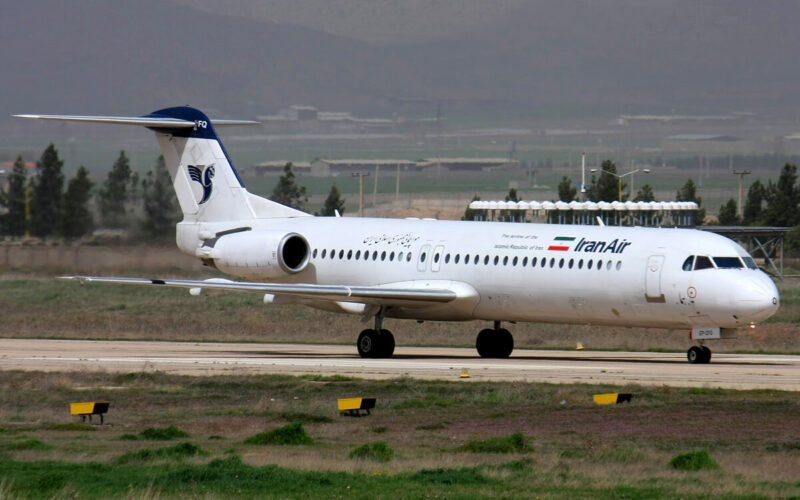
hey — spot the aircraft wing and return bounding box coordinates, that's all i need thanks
[60,276,458,306]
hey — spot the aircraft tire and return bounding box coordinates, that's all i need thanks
[495,328,514,358]
[700,346,712,363]
[687,346,704,364]
[476,328,495,357]
[357,329,379,358]
[378,329,395,358]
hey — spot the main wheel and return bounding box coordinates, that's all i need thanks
[357,329,379,358]
[377,329,395,358]
[476,328,495,357]
[687,345,704,364]
[700,345,712,364]
[495,328,514,358]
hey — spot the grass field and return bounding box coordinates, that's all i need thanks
[0,371,799,498]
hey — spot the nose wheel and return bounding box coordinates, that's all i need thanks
[687,345,711,364]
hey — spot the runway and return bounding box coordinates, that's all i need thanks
[2,338,799,390]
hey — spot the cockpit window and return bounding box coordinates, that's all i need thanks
[693,256,714,270]
[742,256,758,269]
[682,256,694,271]
[712,257,744,269]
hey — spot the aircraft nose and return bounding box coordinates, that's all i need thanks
[735,273,779,322]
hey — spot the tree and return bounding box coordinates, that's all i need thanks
[97,150,135,228]
[742,180,766,225]
[587,160,625,202]
[503,188,521,221]
[271,163,308,211]
[1,156,28,236]
[557,176,577,202]
[61,166,94,239]
[676,179,706,225]
[762,163,800,227]
[504,188,520,203]
[717,199,739,226]
[320,183,345,216]
[141,155,180,238]
[461,194,480,221]
[634,184,655,202]
[29,143,64,237]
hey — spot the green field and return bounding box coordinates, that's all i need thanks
[0,371,798,498]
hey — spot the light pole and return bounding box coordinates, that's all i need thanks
[351,172,370,217]
[590,167,650,202]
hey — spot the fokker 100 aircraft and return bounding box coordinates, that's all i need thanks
[16,107,780,364]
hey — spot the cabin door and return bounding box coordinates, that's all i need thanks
[645,255,666,303]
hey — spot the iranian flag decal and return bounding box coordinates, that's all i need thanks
[548,236,575,251]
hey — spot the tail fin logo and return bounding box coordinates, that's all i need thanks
[187,165,215,204]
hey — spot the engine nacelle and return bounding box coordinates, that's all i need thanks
[210,231,310,279]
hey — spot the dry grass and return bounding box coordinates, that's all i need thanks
[0,370,798,497]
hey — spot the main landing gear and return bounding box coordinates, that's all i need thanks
[687,345,711,364]
[476,321,514,358]
[356,309,395,358]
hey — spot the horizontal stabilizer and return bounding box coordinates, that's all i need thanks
[13,114,259,128]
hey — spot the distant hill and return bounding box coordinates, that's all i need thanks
[2,0,800,128]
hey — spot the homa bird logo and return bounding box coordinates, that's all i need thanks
[188,165,214,204]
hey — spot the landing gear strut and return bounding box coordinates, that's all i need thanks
[687,345,711,364]
[476,321,514,358]
[356,309,395,358]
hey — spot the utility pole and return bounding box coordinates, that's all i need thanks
[395,163,400,200]
[580,152,586,201]
[352,172,370,217]
[372,164,380,208]
[733,169,751,219]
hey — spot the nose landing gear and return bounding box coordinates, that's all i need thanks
[687,345,711,364]
[476,321,514,358]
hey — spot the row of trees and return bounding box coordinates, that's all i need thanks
[0,145,179,239]
[1,153,347,241]
[717,163,800,227]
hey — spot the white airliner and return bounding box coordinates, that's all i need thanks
[16,107,780,364]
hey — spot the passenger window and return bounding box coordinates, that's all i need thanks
[355,250,361,259]
[312,249,318,258]
[587,259,593,270]
[578,259,583,269]
[373,251,378,260]
[531,257,537,267]
[694,256,714,270]
[464,254,469,264]
[559,258,565,268]
[454,254,460,264]
[434,253,440,263]
[549,258,555,268]
[494,256,499,266]
[364,251,369,261]
[339,250,344,259]
[475,255,480,265]
[597,259,603,269]
[713,257,743,269]
[568,258,574,269]
[390,251,395,261]
[321,249,326,258]
[503,256,508,266]
[445,254,450,264]
[407,252,412,262]
[682,256,694,271]
[347,250,352,260]
[522,257,528,266]
[397,251,403,261]
[484,255,490,265]
[330,249,335,259]
[606,261,612,270]
[616,261,622,271]
[420,252,427,262]
[742,256,758,269]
